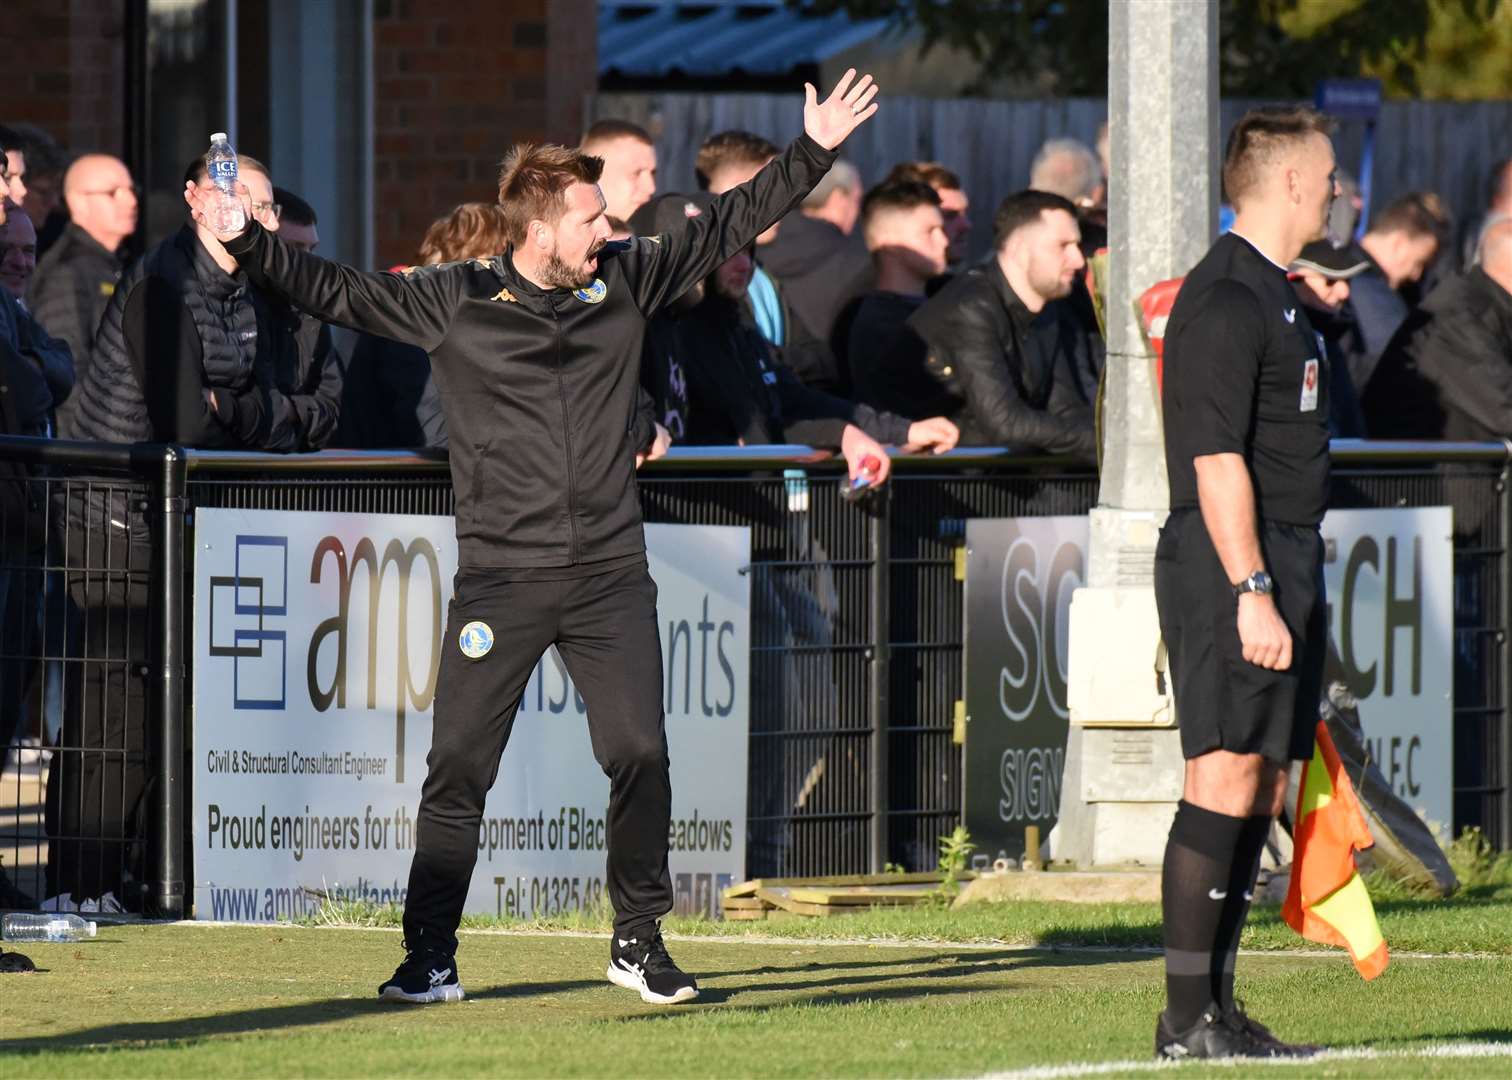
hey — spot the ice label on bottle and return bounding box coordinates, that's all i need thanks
[205,131,246,234]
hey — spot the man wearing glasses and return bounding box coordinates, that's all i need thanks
[47,150,343,914]
[59,152,341,453]
[27,154,137,432]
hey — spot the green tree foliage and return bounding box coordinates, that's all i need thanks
[798,0,1510,99]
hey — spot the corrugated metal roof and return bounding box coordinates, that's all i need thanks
[599,2,891,79]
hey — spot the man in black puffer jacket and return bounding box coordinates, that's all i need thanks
[62,153,341,450]
[45,154,342,913]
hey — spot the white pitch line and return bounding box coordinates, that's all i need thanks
[980,1041,1512,1079]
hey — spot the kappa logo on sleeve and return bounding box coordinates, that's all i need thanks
[1300,358,1320,412]
[573,278,608,304]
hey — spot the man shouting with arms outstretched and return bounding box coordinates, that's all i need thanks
[187,71,883,1006]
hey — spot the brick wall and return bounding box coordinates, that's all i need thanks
[7,0,127,155]
[372,0,597,268]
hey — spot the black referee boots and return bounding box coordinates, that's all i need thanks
[378,943,464,1004]
[607,922,699,1004]
[1155,1004,1319,1060]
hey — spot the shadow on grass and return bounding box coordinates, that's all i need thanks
[694,947,1152,1003]
[1352,1028,1512,1049]
[0,976,605,1055]
[709,945,1151,981]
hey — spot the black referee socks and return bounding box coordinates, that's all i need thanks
[1213,814,1272,1010]
[1161,800,1249,1029]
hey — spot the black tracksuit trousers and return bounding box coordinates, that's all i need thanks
[401,558,671,954]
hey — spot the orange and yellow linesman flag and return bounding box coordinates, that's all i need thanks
[1282,719,1389,980]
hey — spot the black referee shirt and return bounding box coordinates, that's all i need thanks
[1163,232,1331,527]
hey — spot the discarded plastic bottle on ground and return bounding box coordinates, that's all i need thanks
[1,912,98,942]
[205,131,246,234]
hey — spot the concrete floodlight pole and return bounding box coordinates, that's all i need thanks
[1053,0,1219,867]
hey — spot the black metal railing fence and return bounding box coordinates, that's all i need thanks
[0,437,1506,916]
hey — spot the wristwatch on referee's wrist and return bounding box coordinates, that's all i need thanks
[1232,569,1274,598]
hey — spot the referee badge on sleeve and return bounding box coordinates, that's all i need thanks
[458,621,494,660]
[1299,358,1320,412]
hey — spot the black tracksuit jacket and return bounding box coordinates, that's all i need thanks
[226,135,836,569]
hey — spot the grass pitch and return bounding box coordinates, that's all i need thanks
[4,905,1512,1078]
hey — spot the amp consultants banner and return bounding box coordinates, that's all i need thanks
[192,509,750,923]
[962,507,1454,858]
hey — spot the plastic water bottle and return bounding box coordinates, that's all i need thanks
[1,912,98,942]
[205,132,246,234]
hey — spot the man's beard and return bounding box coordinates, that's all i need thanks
[539,244,600,290]
[1031,266,1074,302]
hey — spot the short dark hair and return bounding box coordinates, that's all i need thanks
[1221,106,1335,206]
[0,124,21,157]
[495,142,604,245]
[694,130,779,191]
[5,122,65,179]
[862,179,941,230]
[1368,191,1451,243]
[581,119,653,150]
[183,151,270,186]
[273,187,317,227]
[992,189,1079,250]
[883,160,963,193]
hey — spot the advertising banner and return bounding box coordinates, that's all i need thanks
[963,507,1454,858]
[192,510,749,922]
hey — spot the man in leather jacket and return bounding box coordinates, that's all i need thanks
[907,189,1101,460]
[188,70,883,1008]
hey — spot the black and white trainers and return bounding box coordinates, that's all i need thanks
[607,923,699,1004]
[378,945,464,1004]
[1155,1004,1267,1060]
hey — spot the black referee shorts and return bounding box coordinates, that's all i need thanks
[1154,508,1326,764]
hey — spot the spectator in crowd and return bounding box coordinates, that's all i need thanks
[1359,191,1447,292]
[0,201,39,300]
[695,129,839,390]
[0,205,73,427]
[0,125,28,207]
[1460,158,1510,268]
[257,185,346,447]
[662,196,957,460]
[1030,136,1108,255]
[761,158,871,353]
[272,187,320,253]
[27,154,137,433]
[847,180,952,418]
[1287,240,1370,437]
[46,154,340,912]
[1029,137,1104,209]
[7,123,68,257]
[580,119,657,224]
[0,201,72,899]
[907,190,1100,459]
[62,152,342,450]
[884,160,972,267]
[336,202,512,450]
[1363,219,1512,440]
[1344,192,1449,396]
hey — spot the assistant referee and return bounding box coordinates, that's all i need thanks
[187,72,882,1007]
[1153,106,1340,1060]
